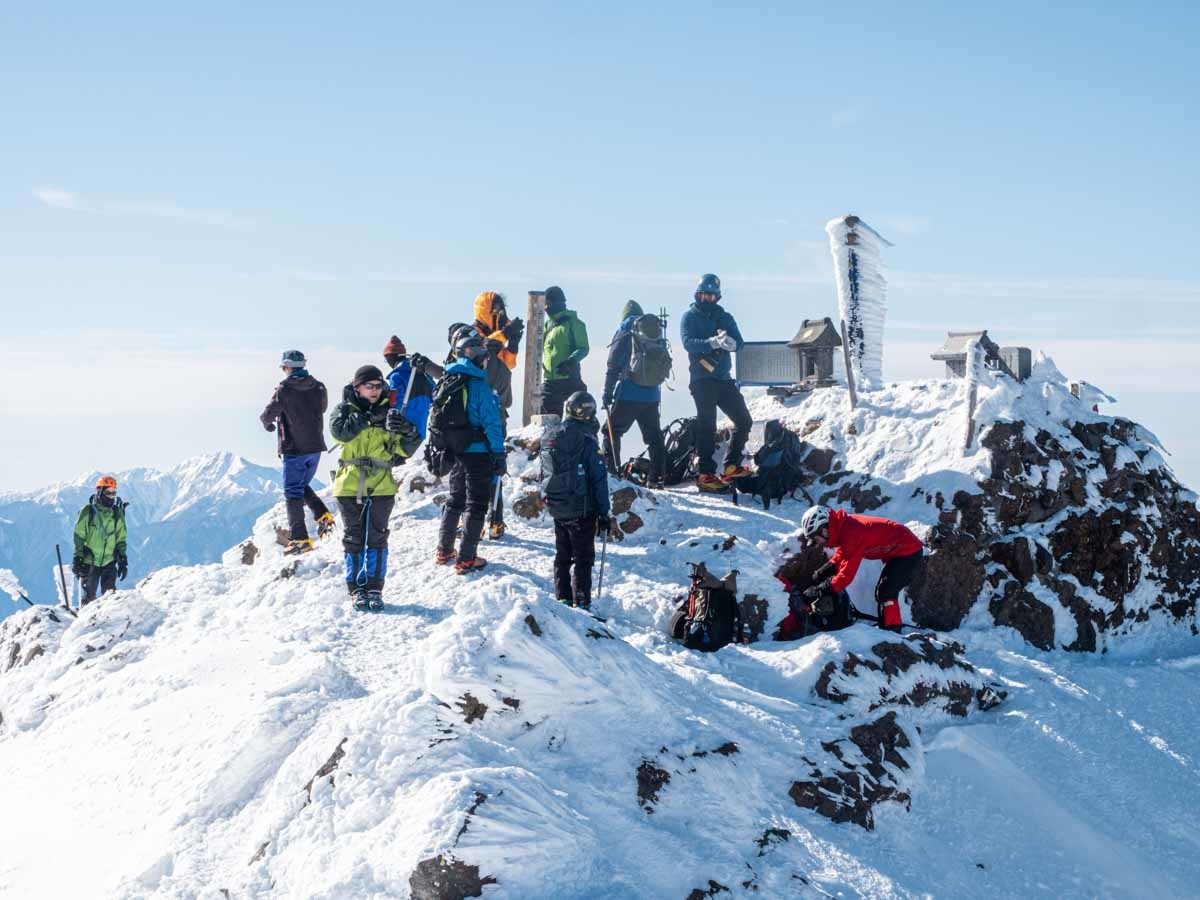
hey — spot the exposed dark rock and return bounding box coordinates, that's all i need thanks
[456,693,488,724]
[686,881,730,899]
[304,737,347,801]
[249,841,270,865]
[906,527,985,631]
[523,614,543,637]
[274,526,291,547]
[611,486,639,516]
[511,491,546,520]
[988,584,1055,651]
[409,856,497,900]
[240,540,259,565]
[619,512,644,535]
[637,760,671,811]
[755,828,791,855]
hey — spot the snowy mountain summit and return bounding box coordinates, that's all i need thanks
[2,359,1198,898]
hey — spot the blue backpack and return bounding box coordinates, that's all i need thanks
[386,361,435,439]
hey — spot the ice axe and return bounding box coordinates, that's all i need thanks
[596,520,609,602]
[604,400,621,473]
[391,355,419,414]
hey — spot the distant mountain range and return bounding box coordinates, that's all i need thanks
[0,452,286,616]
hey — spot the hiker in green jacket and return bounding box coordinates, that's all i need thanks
[539,285,590,417]
[72,474,128,605]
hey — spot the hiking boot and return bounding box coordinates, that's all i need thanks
[366,590,384,611]
[284,538,315,555]
[352,589,370,611]
[697,474,730,493]
[315,512,336,539]
[488,521,506,540]
[557,597,572,605]
[721,464,753,481]
[455,557,488,575]
[435,547,456,566]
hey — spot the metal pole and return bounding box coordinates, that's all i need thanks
[596,526,609,601]
[55,544,72,611]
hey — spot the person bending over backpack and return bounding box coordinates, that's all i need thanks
[330,365,422,611]
[539,285,589,417]
[542,391,611,609]
[679,274,754,492]
[72,475,128,604]
[797,505,925,632]
[601,300,668,487]
[260,349,334,554]
[434,334,506,574]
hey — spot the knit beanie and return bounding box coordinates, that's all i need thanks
[381,335,406,358]
[353,364,385,386]
[544,285,567,312]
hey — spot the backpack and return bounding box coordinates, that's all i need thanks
[426,372,485,462]
[775,589,854,640]
[541,423,596,520]
[743,420,808,509]
[661,418,699,486]
[388,363,435,440]
[626,314,672,388]
[668,563,743,652]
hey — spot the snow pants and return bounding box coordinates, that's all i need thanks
[554,516,597,606]
[603,400,666,481]
[689,379,753,476]
[283,452,330,540]
[81,562,117,605]
[438,452,492,562]
[338,495,394,592]
[540,376,586,418]
[876,551,925,630]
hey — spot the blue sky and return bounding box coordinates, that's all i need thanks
[2,3,1198,492]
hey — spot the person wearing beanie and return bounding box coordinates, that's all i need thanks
[680,274,754,492]
[329,362,423,610]
[381,334,439,443]
[601,300,668,486]
[260,350,334,553]
[539,285,590,417]
[468,291,524,539]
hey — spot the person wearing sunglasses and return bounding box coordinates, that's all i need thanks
[72,474,128,605]
[329,365,422,611]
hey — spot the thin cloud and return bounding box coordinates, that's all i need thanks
[32,186,84,210]
[31,185,249,230]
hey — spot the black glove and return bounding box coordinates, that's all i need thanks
[72,556,88,579]
[263,422,276,432]
[116,555,128,582]
[503,318,525,344]
[410,353,430,373]
[813,560,837,583]
[803,580,832,600]
[597,514,612,534]
[491,454,508,476]
[601,390,614,409]
[486,337,504,354]
[385,408,416,436]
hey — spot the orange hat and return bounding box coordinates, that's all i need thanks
[382,335,407,357]
[95,475,117,491]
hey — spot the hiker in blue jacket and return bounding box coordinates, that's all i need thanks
[602,300,667,487]
[680,274,754,492]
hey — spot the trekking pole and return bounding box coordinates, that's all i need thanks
[596,525,609,602]
[392,356,419,414]
[14,591,35,609]
[487,475,503,539]
[55,544,72,611]
[604,401,621,473]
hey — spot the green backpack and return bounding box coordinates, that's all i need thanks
[627,314,672,388]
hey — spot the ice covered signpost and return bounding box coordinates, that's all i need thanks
[825,215,892,403]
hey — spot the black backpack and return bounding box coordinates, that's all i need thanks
[425,373,485,474]
[775,589,854,640]
[541,422,597,520]
[661,418,699,485]
[668,563,743,652]
[743,420,808,509]
[626,314,672,388]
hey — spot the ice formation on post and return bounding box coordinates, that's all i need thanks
[825,215,891,390]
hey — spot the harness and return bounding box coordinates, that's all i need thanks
[338,455,393,502]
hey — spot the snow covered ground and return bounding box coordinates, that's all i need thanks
[1,375,1198,899]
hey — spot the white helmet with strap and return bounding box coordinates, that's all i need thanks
[799,505,831,539]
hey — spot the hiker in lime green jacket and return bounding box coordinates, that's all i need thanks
[329,364,422,611]
[539,285,590,416]
[72,474,128,605]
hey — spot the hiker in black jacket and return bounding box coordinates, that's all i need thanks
[542,391,611,609]
[260,350,334,553]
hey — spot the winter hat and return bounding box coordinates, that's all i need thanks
[280,349,307,368]
[353,364,385,386]
[620,300,643,321]
[381,335,407,358]
[544,285,567,312]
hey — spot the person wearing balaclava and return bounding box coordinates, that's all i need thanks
[539,285,589,417]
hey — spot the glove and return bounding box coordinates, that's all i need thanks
[503,318,525,344]
[706,335,725,350]
[597,514,612,534]
[486,338,505,354]
[385,408,415,436]
[410,353,430,372]
[71,556,88,578]
[491,453,508,476]
[264,422,276,432]
[117,555,128,582]
[717,330,738,352]
[802,580,832,600]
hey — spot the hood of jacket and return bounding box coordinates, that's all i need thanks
[446,358,489,381]
[548,308,580,328]
[620,300,643,321]
[283,373,322,392]
[473,292,506,333]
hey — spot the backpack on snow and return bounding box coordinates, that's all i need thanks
[774,589,854,640]
[424,372,485,475]
[741,420,808,509]
[540,422,597,520]
[668,562,744,652]
[661,417,699,485]
[625,313,672,388]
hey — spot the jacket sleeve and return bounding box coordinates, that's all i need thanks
[330,401,366,444]
[722,311,746,351]
[586,440,610,516]
[391,428,423,460]
[680,308,712,356]
[828,546,863,593]
[543,323,563,374]
[260,384,284,428]
[567,319,589,363]
[116,508,127,558]
[73,507,89,559]
[603,327,631,403]
[318,382,328,415]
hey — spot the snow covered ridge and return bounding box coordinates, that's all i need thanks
[0,452,284,617]
[754,356,1200,652]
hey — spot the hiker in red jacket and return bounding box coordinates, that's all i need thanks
[797,505,925,631]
